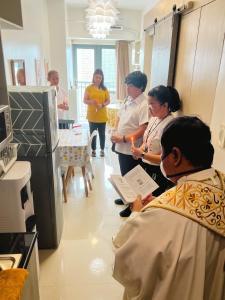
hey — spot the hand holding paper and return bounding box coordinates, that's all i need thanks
[131,194,154,212]
[109,165,158,204]
[131,195,144,212]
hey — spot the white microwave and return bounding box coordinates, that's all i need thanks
[0,105,12,151]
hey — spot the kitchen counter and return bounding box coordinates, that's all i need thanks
[0,232,37,269]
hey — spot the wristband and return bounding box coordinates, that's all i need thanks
[123,135,127,143]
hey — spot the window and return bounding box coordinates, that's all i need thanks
[77,48,95,82]
[101,48,116,95]
[73,45,116,122]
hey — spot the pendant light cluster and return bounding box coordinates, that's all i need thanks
[86,0,119,39]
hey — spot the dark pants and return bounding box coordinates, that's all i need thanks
[89,122,106,150]
[118,153,142,176]
[141,162,174,197]
[59,122,69,129]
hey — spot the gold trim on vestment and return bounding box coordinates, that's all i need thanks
[144,170,225,237]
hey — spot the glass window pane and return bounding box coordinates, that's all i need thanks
[101,48,116,101]
[77,48,94,82]
[76,48,95,121]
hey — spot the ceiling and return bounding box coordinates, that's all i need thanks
[66,0,156,11]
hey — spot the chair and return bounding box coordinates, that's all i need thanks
[86,129,98,179]
[64,130,97,198]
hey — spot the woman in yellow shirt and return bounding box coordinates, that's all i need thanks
[83,69,110,157]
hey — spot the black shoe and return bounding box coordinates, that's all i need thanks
[92,150,96,157]
[120,206,132,218]
[114,198,124,205]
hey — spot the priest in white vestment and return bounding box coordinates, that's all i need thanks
[113,116,225,300]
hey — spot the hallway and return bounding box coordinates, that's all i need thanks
[39,147,124,299]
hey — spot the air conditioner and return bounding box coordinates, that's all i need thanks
[111,25,123,30]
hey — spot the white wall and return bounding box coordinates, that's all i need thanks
[1,0,50,86]
[66,6,142,41]
[47,0,68,90]
[66,39,73,88]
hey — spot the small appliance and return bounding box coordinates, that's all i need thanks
[0,105,12,152]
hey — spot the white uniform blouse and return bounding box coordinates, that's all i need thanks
[115,93,149,155]
[142,114,174,166]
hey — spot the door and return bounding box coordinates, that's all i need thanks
[211,32,225,172]
[75,47,95,122]
[73,45,116,122]
[150,13,180,87]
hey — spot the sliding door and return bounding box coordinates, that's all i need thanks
[149,14,180,88]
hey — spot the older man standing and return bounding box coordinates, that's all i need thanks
[48,70,69,129]
[111,71,149,217]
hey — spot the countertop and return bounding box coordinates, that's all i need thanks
[0,232,37,268]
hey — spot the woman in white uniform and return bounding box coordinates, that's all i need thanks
[131,85,181,196]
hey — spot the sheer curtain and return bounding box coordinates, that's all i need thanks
[116,41,130,100]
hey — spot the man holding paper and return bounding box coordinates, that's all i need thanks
[113,116,225,300]
[111,71,149,217]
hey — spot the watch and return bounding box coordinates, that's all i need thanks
[141,152,145,159]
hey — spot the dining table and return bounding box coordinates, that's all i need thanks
[58,127,92,200]
[58,128,89,167]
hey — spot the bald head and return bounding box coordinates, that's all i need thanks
[17,68,26,86]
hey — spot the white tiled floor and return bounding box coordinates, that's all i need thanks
[39,147,125,299]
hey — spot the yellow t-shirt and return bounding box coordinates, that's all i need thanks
[86,84,109,123]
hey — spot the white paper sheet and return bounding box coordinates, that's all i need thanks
[110,165,159,203]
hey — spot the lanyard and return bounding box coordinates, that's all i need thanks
[145,115,170,144]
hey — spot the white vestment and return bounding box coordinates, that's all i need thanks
[113,168,225,300]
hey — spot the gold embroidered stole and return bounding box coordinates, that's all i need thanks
[144,170,225,237]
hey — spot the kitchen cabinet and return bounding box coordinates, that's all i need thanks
[0,0,23,29]
[0,0,23,106]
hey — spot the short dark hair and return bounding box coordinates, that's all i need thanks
[148,85,181,112]
[161,116,214,168]
[92,69,106,90]
[125,71,147,92]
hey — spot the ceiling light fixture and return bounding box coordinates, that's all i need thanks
[86,0,119,39]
